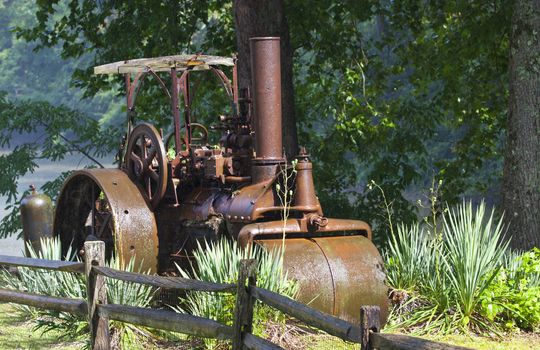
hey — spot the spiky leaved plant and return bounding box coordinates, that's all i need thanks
[442,201,508,330]
[385,201,509,334]
[174,237,298,349]
[105,255,155,349]
[384,223,435,292]
[0,237,86,329]
[0,237,156,349]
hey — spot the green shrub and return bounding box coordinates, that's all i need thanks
[480,248,540,331]
[442,201,508,328]
[384,223,435,291]
[385,201,509,334]
[0,237,156,349]
[174,237,298,348]
[0,236,86,334]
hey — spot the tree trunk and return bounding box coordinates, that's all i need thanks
[233,0,299,159]
[502,0,540,250]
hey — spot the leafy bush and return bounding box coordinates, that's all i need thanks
[385,201,509,334]
[174,237,298,348]
[0,237,156,349]
[480,248,540,331]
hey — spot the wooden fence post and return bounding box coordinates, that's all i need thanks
[232,259,257,350]
[84,240,110,350]
[359,305,380,350]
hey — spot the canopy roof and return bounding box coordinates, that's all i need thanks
[94,54,234,74]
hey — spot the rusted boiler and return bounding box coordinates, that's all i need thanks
[34,37,387,323]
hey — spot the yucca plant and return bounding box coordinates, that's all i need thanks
[174,237,298,349]
[385,200,509,334]
[385,223,436,291]
[443,201,508,330]
[0,237,156,349]
[105,255,156,349]
[0,237,85,321]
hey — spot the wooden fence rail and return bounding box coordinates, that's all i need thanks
[0,241,470,350]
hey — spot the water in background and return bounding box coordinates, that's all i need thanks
[0,154,113,256]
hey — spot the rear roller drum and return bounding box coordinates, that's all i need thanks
[54,169,159,272]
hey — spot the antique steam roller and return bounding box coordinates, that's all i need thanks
[49,37,388,323]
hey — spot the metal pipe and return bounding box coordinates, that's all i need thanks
[237,218,372,247]
[250,37,283,162]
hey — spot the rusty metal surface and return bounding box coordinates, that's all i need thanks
[257,236,388,325]
[250,37,284,162]
[293,151,322,214]
[124,123,168,208]
[237,218,372,246]
[48,36,390,326]
[54,169,158,272]
[20,186,54,255]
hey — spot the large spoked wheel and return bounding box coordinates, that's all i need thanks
[125,123,168,208]
[54,169,159,273]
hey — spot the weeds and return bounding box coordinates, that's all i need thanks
[276,159,298,252]
[480,248,540,331]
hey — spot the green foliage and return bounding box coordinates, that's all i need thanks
[0,0,119,120]
[385,201,509,334]
[480,248,540,331]
[443,202,508,323]
[174,237,298,348]
[384,223,434,291]
[0,92,120,238]
[105,256,156,349]
[11,0,514,243]
[0,237,156,348]
[15,0,235,128]
[0,237,87,340]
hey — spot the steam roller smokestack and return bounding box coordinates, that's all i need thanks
[250,37,285,182]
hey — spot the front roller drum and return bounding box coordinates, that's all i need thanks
[257,235,388,324]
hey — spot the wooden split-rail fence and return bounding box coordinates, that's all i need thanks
[0,241,470,350]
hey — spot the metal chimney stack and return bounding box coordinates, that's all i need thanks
[250,37,285,182]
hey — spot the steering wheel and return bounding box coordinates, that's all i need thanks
[124,123,168,208]
[165,123,209,152]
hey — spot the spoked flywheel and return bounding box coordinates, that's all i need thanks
[125,123,168,208]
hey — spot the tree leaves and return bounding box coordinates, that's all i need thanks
[0,92,119,238]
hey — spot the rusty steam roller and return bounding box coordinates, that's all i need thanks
[28,37,388,324]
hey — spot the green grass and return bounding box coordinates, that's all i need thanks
[300,331,540,350]
[310,331,540,350]
[0,303,83,350]
[1,302,539,349]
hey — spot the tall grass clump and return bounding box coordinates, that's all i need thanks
[384,223,434,291]
[0,237,156,349]
[385,200,509,334]
[0,237,85,335]
[443,202,508,328]
[174,237,298,348]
